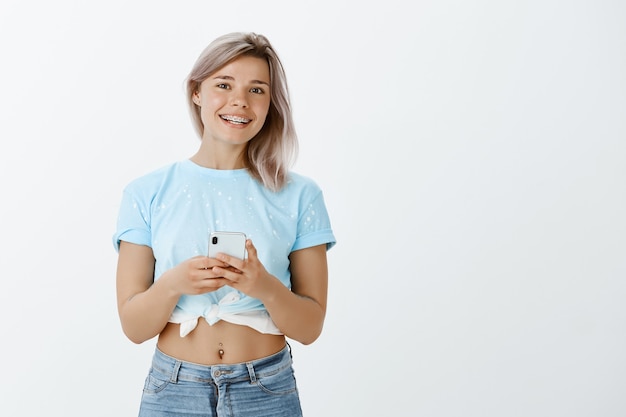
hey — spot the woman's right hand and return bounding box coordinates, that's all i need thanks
[116,243,237,344]
[162,255,233,296]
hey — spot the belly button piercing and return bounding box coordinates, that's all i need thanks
[218,343,224,359]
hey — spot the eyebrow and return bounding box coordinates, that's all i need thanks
[213,75,270,86]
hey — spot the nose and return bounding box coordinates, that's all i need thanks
[230,88,248,107]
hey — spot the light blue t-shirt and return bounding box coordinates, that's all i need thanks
[113,159,336,336]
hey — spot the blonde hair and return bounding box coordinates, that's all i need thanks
[186,32,298,191]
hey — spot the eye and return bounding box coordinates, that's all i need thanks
[250,87,264,94]
[216,83,230,89]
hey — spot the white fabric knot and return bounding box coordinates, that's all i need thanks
[170,290,281,337]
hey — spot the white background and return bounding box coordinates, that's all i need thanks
[0,1,624,416]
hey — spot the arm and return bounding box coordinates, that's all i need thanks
[214,240,328,345]
[116,241,229,344]
[116,241,178,343]
[267,244,328,344]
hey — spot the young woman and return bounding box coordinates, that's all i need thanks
[113,32,336,416]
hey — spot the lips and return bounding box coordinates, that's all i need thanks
[220,114,251,125]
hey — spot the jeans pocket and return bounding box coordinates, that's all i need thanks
[256,365,298,395]
[143,369,170,394]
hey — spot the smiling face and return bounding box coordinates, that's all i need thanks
[193,55,271,148]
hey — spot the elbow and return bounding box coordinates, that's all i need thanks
[298,312,326,345]
[292,323,324,346]
[299,336,318,346]
[120,321,154,345]
[126,333,149,345]
[123,327,149,345]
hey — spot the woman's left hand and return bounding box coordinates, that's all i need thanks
[211,239,277,300]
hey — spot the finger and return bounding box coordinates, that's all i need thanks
[244,239,257,260]
[201,277,229,287]
[211,266,241,283]
[188,277,228,294]
[216,252,244,270]
[191,256,210,270]
[197,257,227,270]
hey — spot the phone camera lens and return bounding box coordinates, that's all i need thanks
[212,236,218,244]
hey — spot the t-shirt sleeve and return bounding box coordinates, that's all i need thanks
[112,187,152,252]
[291,189,336,252]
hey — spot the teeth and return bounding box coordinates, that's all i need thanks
[221,115,250,123]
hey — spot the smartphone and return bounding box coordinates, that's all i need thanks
[208,231,247,260]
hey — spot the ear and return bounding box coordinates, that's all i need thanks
[192,92,201,106]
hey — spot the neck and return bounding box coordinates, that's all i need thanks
[191,141,246,170]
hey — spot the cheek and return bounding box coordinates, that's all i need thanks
[204,95,224,109]
[199,106,212,125]
[199,97,223,120]
[256,100,271,122]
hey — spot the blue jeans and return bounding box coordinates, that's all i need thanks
[138,345,303,417]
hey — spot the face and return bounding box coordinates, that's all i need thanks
[193,55,271,146]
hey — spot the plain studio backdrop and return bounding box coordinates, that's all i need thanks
[0,1,624,416]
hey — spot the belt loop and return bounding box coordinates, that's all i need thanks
[170,360,182,383]
[246,362,257,384]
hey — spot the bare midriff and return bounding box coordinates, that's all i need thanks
[157,319,286,365]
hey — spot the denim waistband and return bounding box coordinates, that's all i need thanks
[149,344,292,385]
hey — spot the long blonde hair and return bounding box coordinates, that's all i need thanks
[186,32,298,191]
